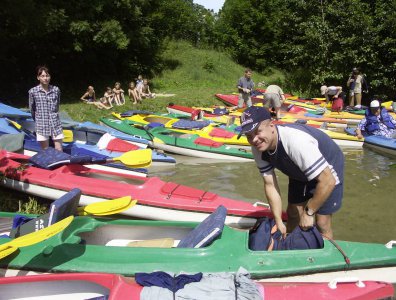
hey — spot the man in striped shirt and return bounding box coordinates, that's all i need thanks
[239,106,344,239]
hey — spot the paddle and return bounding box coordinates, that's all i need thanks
[77,196,137,216]
[29,147,152,169]
[6,118,74,143]
[0,216,74,260]
[68,148,152,168]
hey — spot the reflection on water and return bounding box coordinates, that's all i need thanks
[150,148,396,243]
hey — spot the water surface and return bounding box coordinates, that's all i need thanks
[151,148,396,243]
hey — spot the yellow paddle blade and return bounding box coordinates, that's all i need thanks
[0,245,18,259]
[77,197,137,216]
[63,129,73,143]
[5,216,73,249]
[114,149,152,168]
[5,118,22,129]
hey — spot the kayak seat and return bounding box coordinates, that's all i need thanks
[194,137,223,148]
[177,205,227,248]
[208,128,235,138]
[30,147,72,170]
[120,110,152,117]
[147,122,165,129]
[171,119,210,130]
[10,188,81,238]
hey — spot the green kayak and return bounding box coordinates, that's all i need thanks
[1,211,395,281]
[100,118,252,161]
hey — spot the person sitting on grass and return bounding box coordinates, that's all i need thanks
[128,81,141,104]
[80,86,96,103]
[113,82,125,105]
[138,78,156,99]
[96,87,114,110]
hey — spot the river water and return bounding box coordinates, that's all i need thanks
[151,147,396,244]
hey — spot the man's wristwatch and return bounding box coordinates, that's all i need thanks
[304,205,315,217]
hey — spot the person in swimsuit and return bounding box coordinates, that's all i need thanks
[80,86,96,103]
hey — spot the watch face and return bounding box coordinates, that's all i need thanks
[305,206,314,216]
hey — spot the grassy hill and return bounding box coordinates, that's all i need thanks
[61,40,286,123]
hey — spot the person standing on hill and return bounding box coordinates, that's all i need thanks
[237,69,255,108]
[238,106,344,239]
[28,66,63,151]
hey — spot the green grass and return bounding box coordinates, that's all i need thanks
[61,40,286,123]
[1,40,287,214]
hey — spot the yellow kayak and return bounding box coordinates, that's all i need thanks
[113,112,250,147]
[320,128,363,147]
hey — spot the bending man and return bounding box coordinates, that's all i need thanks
[238,106,344,238]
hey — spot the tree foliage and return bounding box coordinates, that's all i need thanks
[0,0,217,101]
[2,0,396,101]
[216,0,396,99]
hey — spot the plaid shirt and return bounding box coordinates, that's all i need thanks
[28,84,62,137]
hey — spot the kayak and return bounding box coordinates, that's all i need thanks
[0,121,148,177]
[0,102,152,148]
[100,118,252,161]
[0,118,176,167]
[0,211,395,281]
[0,273,141,300]
[363,135,396,157]
[109,112,250,147]
[167,103,242,125]
[320,128,363,148]
[215,94,325,114]
[0,272,392,300]
[0,102,31,119]
[0,151,280,227]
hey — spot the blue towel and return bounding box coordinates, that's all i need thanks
[136,271,203,293]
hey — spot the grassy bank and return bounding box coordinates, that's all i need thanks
[1,40,286,213]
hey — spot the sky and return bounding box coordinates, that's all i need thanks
[193,0,225,13]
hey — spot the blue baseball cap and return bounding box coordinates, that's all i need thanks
[237,106,272,139]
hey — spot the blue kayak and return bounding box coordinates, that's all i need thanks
[364,135,396,157]
[344,127,396,157]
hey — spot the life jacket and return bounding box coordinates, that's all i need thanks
[365,107,395,133]
[248,217,324,251]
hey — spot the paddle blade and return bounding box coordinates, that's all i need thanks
[63,129,73,143]
[114,149,152,168]
[78,196,137,216]
[5,118,22,129]
[8,216,74,248]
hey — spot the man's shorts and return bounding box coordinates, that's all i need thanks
[287,178,343,215]
[36,132,64,142]
[263,93,282,108]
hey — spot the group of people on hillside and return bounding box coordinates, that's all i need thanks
[80,76,155,109]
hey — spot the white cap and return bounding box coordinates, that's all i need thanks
[320,85,327,96]
[370,100,380,108]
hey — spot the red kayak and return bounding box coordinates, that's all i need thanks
[0,272,392,300]
[0,150,284,227]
